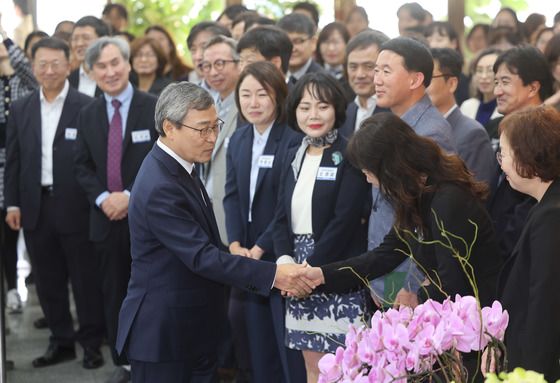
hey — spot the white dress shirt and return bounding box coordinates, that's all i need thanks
[248,123,273,222]
[77,65,97,97]
[291,152,322,234]
[40,80,69,186]
[354,95,378,132]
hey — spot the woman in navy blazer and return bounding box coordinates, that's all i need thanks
[483,106,560,381]
[273,72,370,382]
[223,62,303,383]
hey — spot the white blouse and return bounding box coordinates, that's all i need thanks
[291,152,323,234]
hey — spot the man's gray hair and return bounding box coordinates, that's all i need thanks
[203,35,240,60]
[84,36,130,69]
[154,82,215,137]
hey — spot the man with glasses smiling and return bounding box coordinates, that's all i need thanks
[75,36,157,383]
[199,35,241,245]
[5,37,105,370]
[277,13,325,84]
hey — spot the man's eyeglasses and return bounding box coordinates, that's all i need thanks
[197,59,238,73]
[174,119,224,138]
[290,36,311,46]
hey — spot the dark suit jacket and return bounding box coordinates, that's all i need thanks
[498,179,560,381]
[321,182,502,307]
[273,136,369,266]
[446,107,495,186]
[68,68,103,97]
[130,73,173,96]
[115,144,276,362]
[74,88,157,241]
[4,87,93,233]
[223,122,302,259]
[338,100,390,139]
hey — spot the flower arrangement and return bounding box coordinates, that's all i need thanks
[318,294,509,383]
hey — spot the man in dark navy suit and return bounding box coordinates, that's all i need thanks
[338,30,390,139]
[4,37,104,369]
[74,36,158,383]
[116,82,313,383]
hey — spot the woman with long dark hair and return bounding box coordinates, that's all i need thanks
[303,112,502,308]
[145,25,191,80]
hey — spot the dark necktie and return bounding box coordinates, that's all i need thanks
[107,99,123,192]
[190,167,207,207]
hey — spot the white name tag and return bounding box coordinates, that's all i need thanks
[131,129,151,143]
[316,167,337,181]
[65,128,77,140]
[257,155,274,168]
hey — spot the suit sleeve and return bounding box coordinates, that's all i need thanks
[145,181,277,295]
[74,110,107,205]
[523,208,560,374]
[223,140,243,245]
[462,127,496,187]
[4,102,21,208]
[306,161,369,265]
[421,188,478,302]
[320,228,408,293]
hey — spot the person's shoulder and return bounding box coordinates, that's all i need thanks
[10,89,37,111]
[133,88,158,106]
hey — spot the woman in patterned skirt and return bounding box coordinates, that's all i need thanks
[273,72,370,382]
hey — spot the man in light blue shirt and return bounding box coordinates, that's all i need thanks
[369,37,455,307]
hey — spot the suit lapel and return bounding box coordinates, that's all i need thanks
[154,145,221,243]
[237,127,252,216]
[53,88,80,143]
[122,90,142,154]
[27,93,42,152]
[254,122,282,195]
[211,105,237,160]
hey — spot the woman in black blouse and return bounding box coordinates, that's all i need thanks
[303,112,502,308]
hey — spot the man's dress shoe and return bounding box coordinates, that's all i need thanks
[32,343,76,367]
[83,347,104,369]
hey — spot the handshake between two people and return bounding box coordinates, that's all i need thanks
[272,262,325,298]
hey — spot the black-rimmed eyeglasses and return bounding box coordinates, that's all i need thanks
[197,59,238,73]
[174,119,224,138]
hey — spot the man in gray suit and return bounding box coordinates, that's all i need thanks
[427,48,495,187]
[199,35,241,245]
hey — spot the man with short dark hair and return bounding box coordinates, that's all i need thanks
[338,29,390,138]
[69,16,110,97]
[369,37,455,307]
[277,13,324,84]
[102,3,128,33]
[292,1,320,27]
[186,21,230,98]
[237,26,293,75]
[488,45,553,261]
[427,47,495,186]
[75,36,157,383]
[5,37,105,370]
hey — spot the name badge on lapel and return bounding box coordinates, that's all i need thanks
[258,155,274,168]
[131,130,151,144]
[316,167,337,181]
[65,128,77,140]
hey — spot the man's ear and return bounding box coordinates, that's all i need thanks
[448,76,459,94]
[162,119,175,139]
[410,71,425,90]
[528,80,541,99]
[270,56,283,72]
